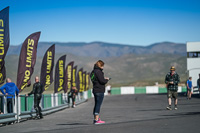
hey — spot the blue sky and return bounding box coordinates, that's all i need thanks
[1,0,200,46]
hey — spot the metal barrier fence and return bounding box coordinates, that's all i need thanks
[0,91,89,125]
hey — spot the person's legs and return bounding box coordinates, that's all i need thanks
[7,98,13,113]
[168,98,171,105]
[173,91,178,110]
[6,98,14,124]
[166,90,172,110]
[175,98,178,105]
[93,93,104,122]
[34,96,39,118]
[93,94,98,120]
[72,93,76,107]
[189,89,192,99]
[37,96,43,118]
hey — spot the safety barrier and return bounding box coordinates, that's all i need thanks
[108,86,188,95]
[0,91,89,125]
[87,86,190,96]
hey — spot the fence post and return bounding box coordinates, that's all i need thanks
[54,93,58,106]
[51,94,54,107]
[0,95,3,113]
[41,94,44,108]
[4,96,7,114]
[84,91,88,100]
[61,93,64,104]
[25,96,28,111]
[62,93,66,104]
[17,96,20,123]
[14,95,17,113]
[77,93,80,102]
[80,92,83,100]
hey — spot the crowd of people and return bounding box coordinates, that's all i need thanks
[0,60,200,126]
[165,66,200,110]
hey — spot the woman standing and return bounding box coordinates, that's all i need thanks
[90,60,110,124]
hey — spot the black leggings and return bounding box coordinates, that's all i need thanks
[68,93,76,104]
[34,95,42,117]
[7,98,14,113]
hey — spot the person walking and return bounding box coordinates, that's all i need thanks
[187,77,193,100]
[26,76,44,119]
[0,78,19,113]
[68,86,78,108]
[165,66,180,110]
[90,60,110,124]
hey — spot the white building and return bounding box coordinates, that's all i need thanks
[187,42,200,88]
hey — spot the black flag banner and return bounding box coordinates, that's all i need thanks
[64,61,74,93]
[40,44,55,91]
[82,71,86,91]
[86,72,90,90]
[72,65,77,88]
[17,32,41,92]
[54,55,66,93]
[88,72,91,89]
[0,7,10,84]
[76,68,83,92]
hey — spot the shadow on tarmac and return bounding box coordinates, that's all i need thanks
[161,111,200,117]
[57,123,89,126]
[179,102,200,105]
[137,109,166,111]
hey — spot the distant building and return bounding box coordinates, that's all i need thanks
[187,42,200,89]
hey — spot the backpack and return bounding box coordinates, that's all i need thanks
[90,71,96,82]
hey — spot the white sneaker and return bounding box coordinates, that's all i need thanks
[166,106,172,110]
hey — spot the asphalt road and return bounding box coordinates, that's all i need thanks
[1,93,200,133]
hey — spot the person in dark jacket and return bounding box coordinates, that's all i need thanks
[90,60,110,124]
[0,78,19,113]
[68,86,78,108]
[26,76,44,119]
[165,66,180,110]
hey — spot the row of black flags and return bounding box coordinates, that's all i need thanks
[0,6,90,93]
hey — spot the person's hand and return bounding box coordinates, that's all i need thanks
[6,93,8,95]
[170,81,174,84]
[26,94,28,97]
[105,77,109,80]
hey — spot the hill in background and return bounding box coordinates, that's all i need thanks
[8,41,186,57]
[4,43,187,94]
[3,41,187,93]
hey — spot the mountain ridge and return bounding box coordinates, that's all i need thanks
[8,41,186,57]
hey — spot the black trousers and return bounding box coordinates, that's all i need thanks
[7,98,14,113]
[68,93,76,104]
[34,95,42,117]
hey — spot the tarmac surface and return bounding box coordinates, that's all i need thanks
[1,93,200,133]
